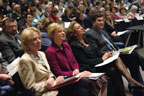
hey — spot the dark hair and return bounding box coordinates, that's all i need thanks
[2,17,16,27]
[92,13,103,23]
[23,12,33,19]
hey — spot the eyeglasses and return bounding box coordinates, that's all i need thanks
[7,25,17,28]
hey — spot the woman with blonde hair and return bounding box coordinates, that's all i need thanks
[11,4,22,22]
[40,18,53,51]
[45,23,108,96]
[104,11,124,44]
[18,27,64,96]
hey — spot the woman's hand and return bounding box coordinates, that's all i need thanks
[45,78,55,89]
[111,31,118,37]
[55,76,64,85]
[73,69,79,76]
[80,71,92,77]
[102,51,113,61]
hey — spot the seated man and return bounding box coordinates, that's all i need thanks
[83,13,144,96]
[0,18,25,95]
[0,17,24,64]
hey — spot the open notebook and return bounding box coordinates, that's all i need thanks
[49,73,104,90]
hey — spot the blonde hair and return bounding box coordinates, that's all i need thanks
[104,11,114,28]
[47,23,64,41]
[66,21,77,42]
[20,27,40,51]
[40,18,53,32]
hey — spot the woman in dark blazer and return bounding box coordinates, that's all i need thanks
[66,21,144,87]
[104,11,125,45]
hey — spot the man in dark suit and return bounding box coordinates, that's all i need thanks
[83,13,144,96]
[83,13,126,96]
[0,17,30,96]
[0,18,24,65]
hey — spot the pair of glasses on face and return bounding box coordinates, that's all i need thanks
[7,25,17,28]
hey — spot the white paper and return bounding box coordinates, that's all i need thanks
[85,73,105,80]
[136,16,143,20]
[95,51,119,67]
[117,30,131,36]
[115,19,123,22]
[64,22,70,28]
[124,19,130,22]
[7,57,20,76]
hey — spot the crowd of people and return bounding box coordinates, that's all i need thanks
[0,0,144,96]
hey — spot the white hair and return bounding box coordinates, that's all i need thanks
[130,5,138,11]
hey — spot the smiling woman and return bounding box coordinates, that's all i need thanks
[18,27,64,96]
[45,23,108,96]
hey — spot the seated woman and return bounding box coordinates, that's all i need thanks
[127,5,139,19]
[117,7,127,20]
[104,11,125,46]
[45,23,108,96]
[40,18,53,52]
[66,21,144,92]
[18,27,64,96]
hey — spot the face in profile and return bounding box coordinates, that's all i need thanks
[73,23,84,37]
[53,26,66,42]
[27,31,41,52]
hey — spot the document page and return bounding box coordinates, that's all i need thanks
[95,51,119,67]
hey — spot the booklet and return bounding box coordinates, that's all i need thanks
[49,73,105,90]
[118,45,138,54]
[7,57,20,76]
[95,51,119,67]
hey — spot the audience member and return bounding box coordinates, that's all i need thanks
[41,4,52,19]
[83,7,96,29]
[83,13,144,96]
[0,18,24,64]
[19,12,33,34]
[117,7,127,19]
[61,8,76,22]
[36,4,44,17]
[49,7,60,22]
[45,23,108,96]
[30,7,42,29]
[19,27,64,96]
[0,0,8,17]
[40,18,53,52]
[11,4,22,22]
[104,11,124,45]
[55,1,65,20]
[127,5,139,19]
[67,21,143,88]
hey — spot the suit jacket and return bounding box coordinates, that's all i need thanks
[45,42,79,77]
[70,40,103,72]
[0,32,24,63]
[83,28,118,54]
[18,51,58,96]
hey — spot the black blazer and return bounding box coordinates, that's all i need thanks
[70,40,103,72]
[83,28,118,55]
[0,32,24,63]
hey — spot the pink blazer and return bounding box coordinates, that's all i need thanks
[45,42,79,77]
